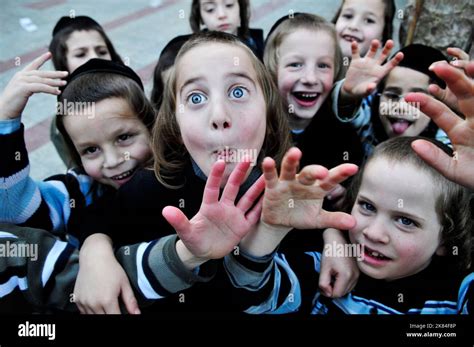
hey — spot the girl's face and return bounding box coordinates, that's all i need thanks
[379,67,431,137]
[63,97,152,189]
[175,42,266,186]
[277,29,335,130]
[335,0,385,58]
[349,157,443,281]
[199,0,240,35]
[66,30,112,72]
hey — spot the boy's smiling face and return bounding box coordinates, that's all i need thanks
[348,157,443,281]
[277,29,335,130]
[175,42,266,186]
[379,67,432,137]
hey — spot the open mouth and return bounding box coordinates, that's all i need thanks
[342,34,362,43]
[364,246,391,261]
[387,116,414,135]
[213,147,236,161]
[292,92,320,107]
[110,167,137,181]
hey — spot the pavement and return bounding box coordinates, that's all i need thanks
[0,0,405,180]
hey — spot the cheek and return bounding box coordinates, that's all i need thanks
[82,160,102,180]
[363,24,384,42]
[321,72,335,93]
[277,71,296,97]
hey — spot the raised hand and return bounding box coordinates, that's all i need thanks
[342,40,404,99]
[261,147,358,230]
[0,52,68,121]
[163,160,265,263]
[406,61,474,190]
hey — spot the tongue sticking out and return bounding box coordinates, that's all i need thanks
[392,120,410,135]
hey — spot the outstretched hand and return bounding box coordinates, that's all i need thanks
[163,160,264,261]
[0,52,68,121]
[406,61,474,190]
[342,39,404,99]
[261,147,358,230]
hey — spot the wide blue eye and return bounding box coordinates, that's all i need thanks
[398,217,415,227]
[361,201,376,212]
[230,86,246,99]
[189,93,206,105]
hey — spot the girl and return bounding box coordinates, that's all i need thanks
[333,0,395,61]
[76,31,359,313]
[49,15,123,166]
[338,44,452,158]
[189,0,264,59]
[225,136,474,314]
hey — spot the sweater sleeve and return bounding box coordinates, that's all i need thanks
[0,223,79,312]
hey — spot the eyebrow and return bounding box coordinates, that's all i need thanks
[179,72,257,95]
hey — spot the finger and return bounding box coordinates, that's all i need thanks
[202,160,225,204]
[121,283,141,315]
[450,59,470,70]
[318,164,358,191]
[104,300,121,314]
[428,61,474,99]
[447,47,469,61]
[428,84,446,101]
[221,160,251,204]
[317,211,356,230]
[280,147,301,181]
[405,92,463,133]
[245,195,264,225]
[327,184,345,201]
[365,40,380,59]
[162,206,192,239]
[377,40,394,63]
[262,157,279,189]
[237,174,265,212]
[351,40,360,60]
[26,83,61,95]
[318,265,333,297]
[466,61,474,78]
[411,140,463,187]
[24,52,52,71]
[331,274,348,298]
[297,165,328,185]
[26,70,68,79]
[382,52,404,74]
[25,75,67,87]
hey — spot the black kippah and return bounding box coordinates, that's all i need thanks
[65,58,144,90]
[159,34,192,58]
[395,44,448,89]
[52,15,101,36]
[265,12,304,45]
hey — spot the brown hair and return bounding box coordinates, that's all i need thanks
[344,136,473,271]
[49,22,123,72]
[152,31,291,188]
[264,13,344,84]
[57,73,155,169]
[189,0,250,37]
[332,0,395,45]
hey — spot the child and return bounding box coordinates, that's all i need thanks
[150,34,191,110]
[339,44,451,158]
[225,136,474,314]
[76,31,359,313]
[407,59,474,191]
[333,0,395,61]
[189,0,264,59]
[49,15,124,165]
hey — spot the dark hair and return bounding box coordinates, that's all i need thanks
[332,0,395,44]
[344,136,473,271]
[151,35,191,110]
[56,73,155,169]
[49,17,123,72]
[153,31,291,188]
[189,0,250,37]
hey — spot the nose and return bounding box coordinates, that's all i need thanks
[87,50,99,60]
[301,66,319,85]
[210,97,232,130]
[362,217,390,244]
[347,17,360,32]
[217,5,227,19]
[102,148,125,169]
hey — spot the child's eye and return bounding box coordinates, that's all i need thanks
[396,216,418,228]
[365,18,376,24]
[229,86,247,99]
[358,200,376,213]
[288,62,303,68]
[342,13,353,20]
[75,53,86,58]
[83,146,99,156]
[98,49,109,56]
[188,92,207,105]
[318,63,331,69]
[117,134,133,142]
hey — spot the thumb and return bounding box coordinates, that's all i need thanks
[318,262,333,297]
[162,206,192,240]
[121,280,141,315]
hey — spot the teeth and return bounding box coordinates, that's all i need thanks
[111,168,135,180]
[368,249,387,259]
